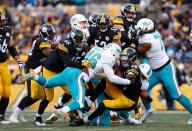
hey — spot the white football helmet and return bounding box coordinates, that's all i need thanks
[105,43,122,61]
[136,18,155,35]
[139,63,152,79]
[70,14,89,29]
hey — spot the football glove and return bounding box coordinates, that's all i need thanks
[82,60,93,68]
[17,59,25,69]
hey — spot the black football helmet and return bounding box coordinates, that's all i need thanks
[96,13,110,32]
[39,24,57,42]
[0,9,7,27]
[120,47,137,68]
[70,29,85,50]
[88,13,98,25]
[121,3,136,22]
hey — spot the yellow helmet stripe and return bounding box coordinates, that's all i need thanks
[0,9,6,19]
[101,13,105,23]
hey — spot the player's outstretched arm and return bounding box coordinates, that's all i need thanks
[103,63,130,85]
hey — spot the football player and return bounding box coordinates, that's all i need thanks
[28,43,131,123]
[0,9,25,124]
[70,14,89,38]
[87,13,121,48]
[136,18,192,124]
[112,3,139,50]
[9,24,56,126]
[88,13,98,26]
[79,48,149,126]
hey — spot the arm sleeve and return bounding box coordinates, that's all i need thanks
[8,46,19,58]
[103,64,130,85]
[57,49,83,69]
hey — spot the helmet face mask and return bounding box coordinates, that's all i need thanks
[96,13,110,32]
[120,47,137,68]
[70,29,85,50]
[70,14,89,30]
[121,4,136,22]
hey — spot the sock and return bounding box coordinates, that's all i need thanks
[90,79,106,102]
[33,74,39,81]
[18,96,37,110]
[61,106,70,113]
[36,113,42,117]
[88,102,105,121]
[13,107,22,118]
[143,101,152,110]
[36,76,47,86]
[60,94,71,104]
[0,97,9,117]
[38,99,49,115]
[177,95,192,114]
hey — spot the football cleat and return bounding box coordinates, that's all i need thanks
[126,116,142,125]
[187,117,192,125]
[0,115,11,125]
[16,73,34,84]
[34,116,46,127]
[45,112,59,124]
[140,108,155,122]
[9,114,20,123]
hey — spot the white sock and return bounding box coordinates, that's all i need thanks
[57,97,64,107]
[86,98,93,107]
[36,113,42,117]
[13,107,22,118]
[33,75,39,81]
[60,106,70,113]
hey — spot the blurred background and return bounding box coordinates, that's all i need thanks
[0,0,192,111]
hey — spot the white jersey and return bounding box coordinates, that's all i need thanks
[83,46,130,85]
[138,31,169,69]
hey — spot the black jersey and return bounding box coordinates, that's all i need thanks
[0,26,12,62]
[117,63,142,101]
[87,25,121,48]
[44,38,88,73]
[112,16,138,50]
[25,36,51,69]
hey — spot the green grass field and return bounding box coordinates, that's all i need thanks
[1,111,192,131]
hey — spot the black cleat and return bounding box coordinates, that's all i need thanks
[34,116,46,127]
[69,119,85,127]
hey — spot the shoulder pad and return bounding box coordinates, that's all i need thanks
[112,16,124,25]
[57,43,69,53]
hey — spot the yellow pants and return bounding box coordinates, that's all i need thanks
[103,80,135,110]
[0,61,12,98]
[27,67,57,101]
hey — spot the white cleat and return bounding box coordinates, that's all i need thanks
[16,73,34,84]
[34,116,46,127]
[1,115,11,125]
[140,108,155,122]
[187,117,192,125]
[126,116,142,125]
[19,114,27,122]
[45,112,59,124]
[9,114,20,123]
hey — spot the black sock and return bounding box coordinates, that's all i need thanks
[88,102,105,121]
[0,97,9,117]
[61,94,71,104]
[18,96,37,110]
[90,79,106,102]
[37,99,50,115]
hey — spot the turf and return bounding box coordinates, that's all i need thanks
[1,111,192,131]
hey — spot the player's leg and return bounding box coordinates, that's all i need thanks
[0,62,11,124]
[9,78,39,123]
[140,71,160,122]
[160,63,192,115]
[34,67,57,126]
